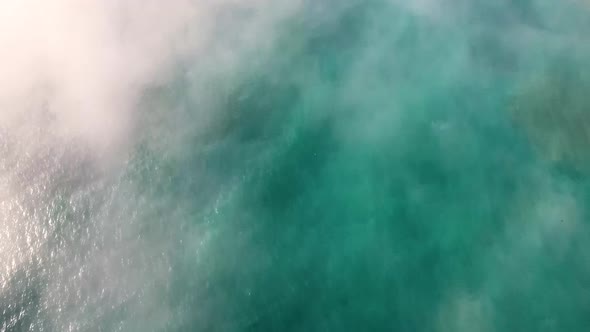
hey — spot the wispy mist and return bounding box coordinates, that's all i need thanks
[2,0,590,331]
[1,0,299,330]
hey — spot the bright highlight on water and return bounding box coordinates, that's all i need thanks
[2,0,590,331]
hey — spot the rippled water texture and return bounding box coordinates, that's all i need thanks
[2,0,590,331]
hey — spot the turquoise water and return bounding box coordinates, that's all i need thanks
[3,1,590,331]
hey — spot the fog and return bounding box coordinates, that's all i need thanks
[2,0,590,331]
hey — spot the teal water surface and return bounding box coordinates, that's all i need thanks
[3,0,590,331]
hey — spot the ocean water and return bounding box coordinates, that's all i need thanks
[2,1,590,331]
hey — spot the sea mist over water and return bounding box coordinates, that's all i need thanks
[2,0,590,331]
